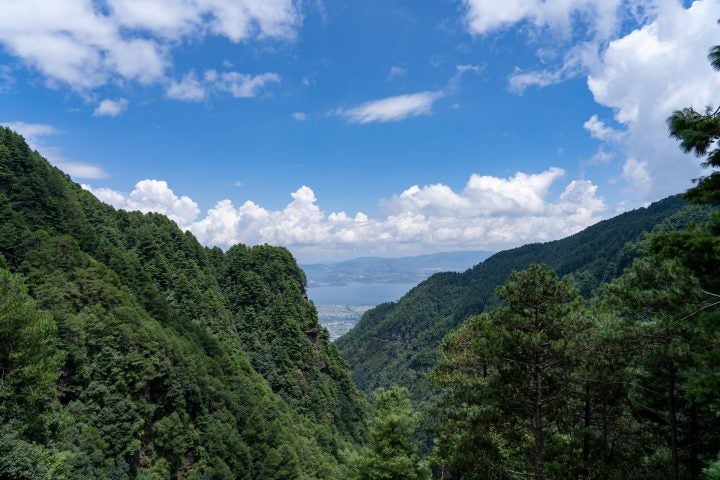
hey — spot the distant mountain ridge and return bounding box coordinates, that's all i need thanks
[302,250,493,286]
[336,196,715,403]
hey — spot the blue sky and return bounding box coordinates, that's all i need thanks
[1,0,718,262]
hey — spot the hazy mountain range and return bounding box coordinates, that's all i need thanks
[301,250,493,286]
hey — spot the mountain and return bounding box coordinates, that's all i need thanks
[0,127,364,479]
[301,250,493,286]
[335,196,714,402]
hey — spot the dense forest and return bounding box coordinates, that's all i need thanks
[336,195,713,403]
[0,126,366,478]
[3,29,720,480]
[3,123,718,479]
[335,39,720,479]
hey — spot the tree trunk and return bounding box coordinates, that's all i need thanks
[688,404,701,480]
[533,355,544,480]
[583,382,591,479]
[601,402,608,480]
[668,358,679,480]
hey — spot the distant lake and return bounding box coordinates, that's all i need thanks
[307,282,416,305]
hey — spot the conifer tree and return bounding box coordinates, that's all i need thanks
[351,386,430,480]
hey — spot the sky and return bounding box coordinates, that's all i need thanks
[0,0,718,262]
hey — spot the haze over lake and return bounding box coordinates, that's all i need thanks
[307,282,416,306]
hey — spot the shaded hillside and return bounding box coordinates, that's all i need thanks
[0,127,364,479]
[336,196,713,400]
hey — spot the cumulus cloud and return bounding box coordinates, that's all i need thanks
[82,167,606,259]
[335,91,444,124]
[1,121,107,179]
[0,0,300,92]
[93,98,128,117]
[586,0,720,199]
[83,179,200,227]
[292,112,308,121]
[464,1,720,200]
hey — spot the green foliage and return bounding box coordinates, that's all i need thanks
[0,268,62,436]
[337,195,711,407]
[349,387,430,480]
[0,126,365,478]
[431,265,582,479]
[430,258,720,479]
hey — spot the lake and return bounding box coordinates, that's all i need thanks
[307,282,417,305]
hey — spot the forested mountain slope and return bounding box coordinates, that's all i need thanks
[0,127,364,479]
[336,196,713,400]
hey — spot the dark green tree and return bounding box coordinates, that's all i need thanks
[604,257,719,480]
[350,386,430,480]
[432,264,580,480]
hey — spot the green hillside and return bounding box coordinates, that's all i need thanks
[336,196,713,400]
[0,126,364,479]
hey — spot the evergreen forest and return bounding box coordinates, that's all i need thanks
[1,22,720,480]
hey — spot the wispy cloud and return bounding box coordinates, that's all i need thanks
[166,70,281,102]
[334,91,443,124]
[387,65,408,81]
[1,121,107,179]
[1,121,60,144]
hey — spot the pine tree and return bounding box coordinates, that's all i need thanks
[350,386,430,480]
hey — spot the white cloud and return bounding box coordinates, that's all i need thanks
[83,180,199,227]
[166,69,280,102]
[335,91,444,124]
[56,162,108,179]
[508,68,565,94]
[1,121,60,145]
[292,112,308,121]
[507,41,596,94]
[213,71,281,98]
[167,72,207,102]
[588,147,613,166]
[583,114,624,142]
[622,158,651,190]
[470,1,720,200]
[461,0,623,37]
[93,98,128,117]
[456,64,483,75]
[82,185,126,206]
[1,121,107,179]
[0,0,300,92]
[82,167,606,259]
[586,0,720,199]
